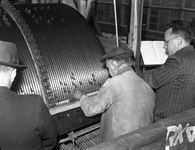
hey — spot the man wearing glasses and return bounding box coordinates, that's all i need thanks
[141,20,195,122]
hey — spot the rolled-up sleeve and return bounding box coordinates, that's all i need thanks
[80,84,112,117]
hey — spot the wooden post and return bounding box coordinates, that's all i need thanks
[60,0,77,10]
[128,0,144,72]
[77,0,95,20]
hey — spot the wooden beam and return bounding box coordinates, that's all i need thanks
[86,108,195,150]
[128,0,144,72]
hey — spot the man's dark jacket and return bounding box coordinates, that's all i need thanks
[143,45,195,122]
[0,86,57,150]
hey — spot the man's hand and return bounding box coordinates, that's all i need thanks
[74,89,85,100]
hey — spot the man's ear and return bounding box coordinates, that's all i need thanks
[111,60,119,67]
[177,37,182,45]
[11,68,16,82]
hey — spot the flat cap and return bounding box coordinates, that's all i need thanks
[101,46,134,62]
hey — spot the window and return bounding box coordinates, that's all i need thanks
[97,2,115,24]
[144,0,195,33]
[96,0,131,35]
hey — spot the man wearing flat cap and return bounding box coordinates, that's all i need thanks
[74,46,156,142]
[0,41,57,150]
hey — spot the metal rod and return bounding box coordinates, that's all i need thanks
[113,0,119,47]
[58,124,100,144]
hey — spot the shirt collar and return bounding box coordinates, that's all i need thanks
[117,66,133,75]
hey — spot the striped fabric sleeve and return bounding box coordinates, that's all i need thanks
[143,56,183,89]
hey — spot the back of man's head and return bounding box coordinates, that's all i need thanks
[0,65,16,88]
[165,20,193,43]
[0,41,26,88]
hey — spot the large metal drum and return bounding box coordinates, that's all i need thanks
[0,0,108,135]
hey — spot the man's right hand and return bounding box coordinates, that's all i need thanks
[74,89,85,100]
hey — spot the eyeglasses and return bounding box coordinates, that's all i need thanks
[164,37,178,45]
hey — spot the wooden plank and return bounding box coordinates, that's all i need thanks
[128,0,135,51]
[128,0,144,72]
[85,108,195,150]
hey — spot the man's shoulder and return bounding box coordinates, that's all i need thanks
[3,90,42,102]
[171,46,195,64]
[175,45,195,57]
[18,94,42,99]
[105,71,134,84]
[18,94,44,104]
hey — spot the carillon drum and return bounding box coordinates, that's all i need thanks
[0,0,108,136]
